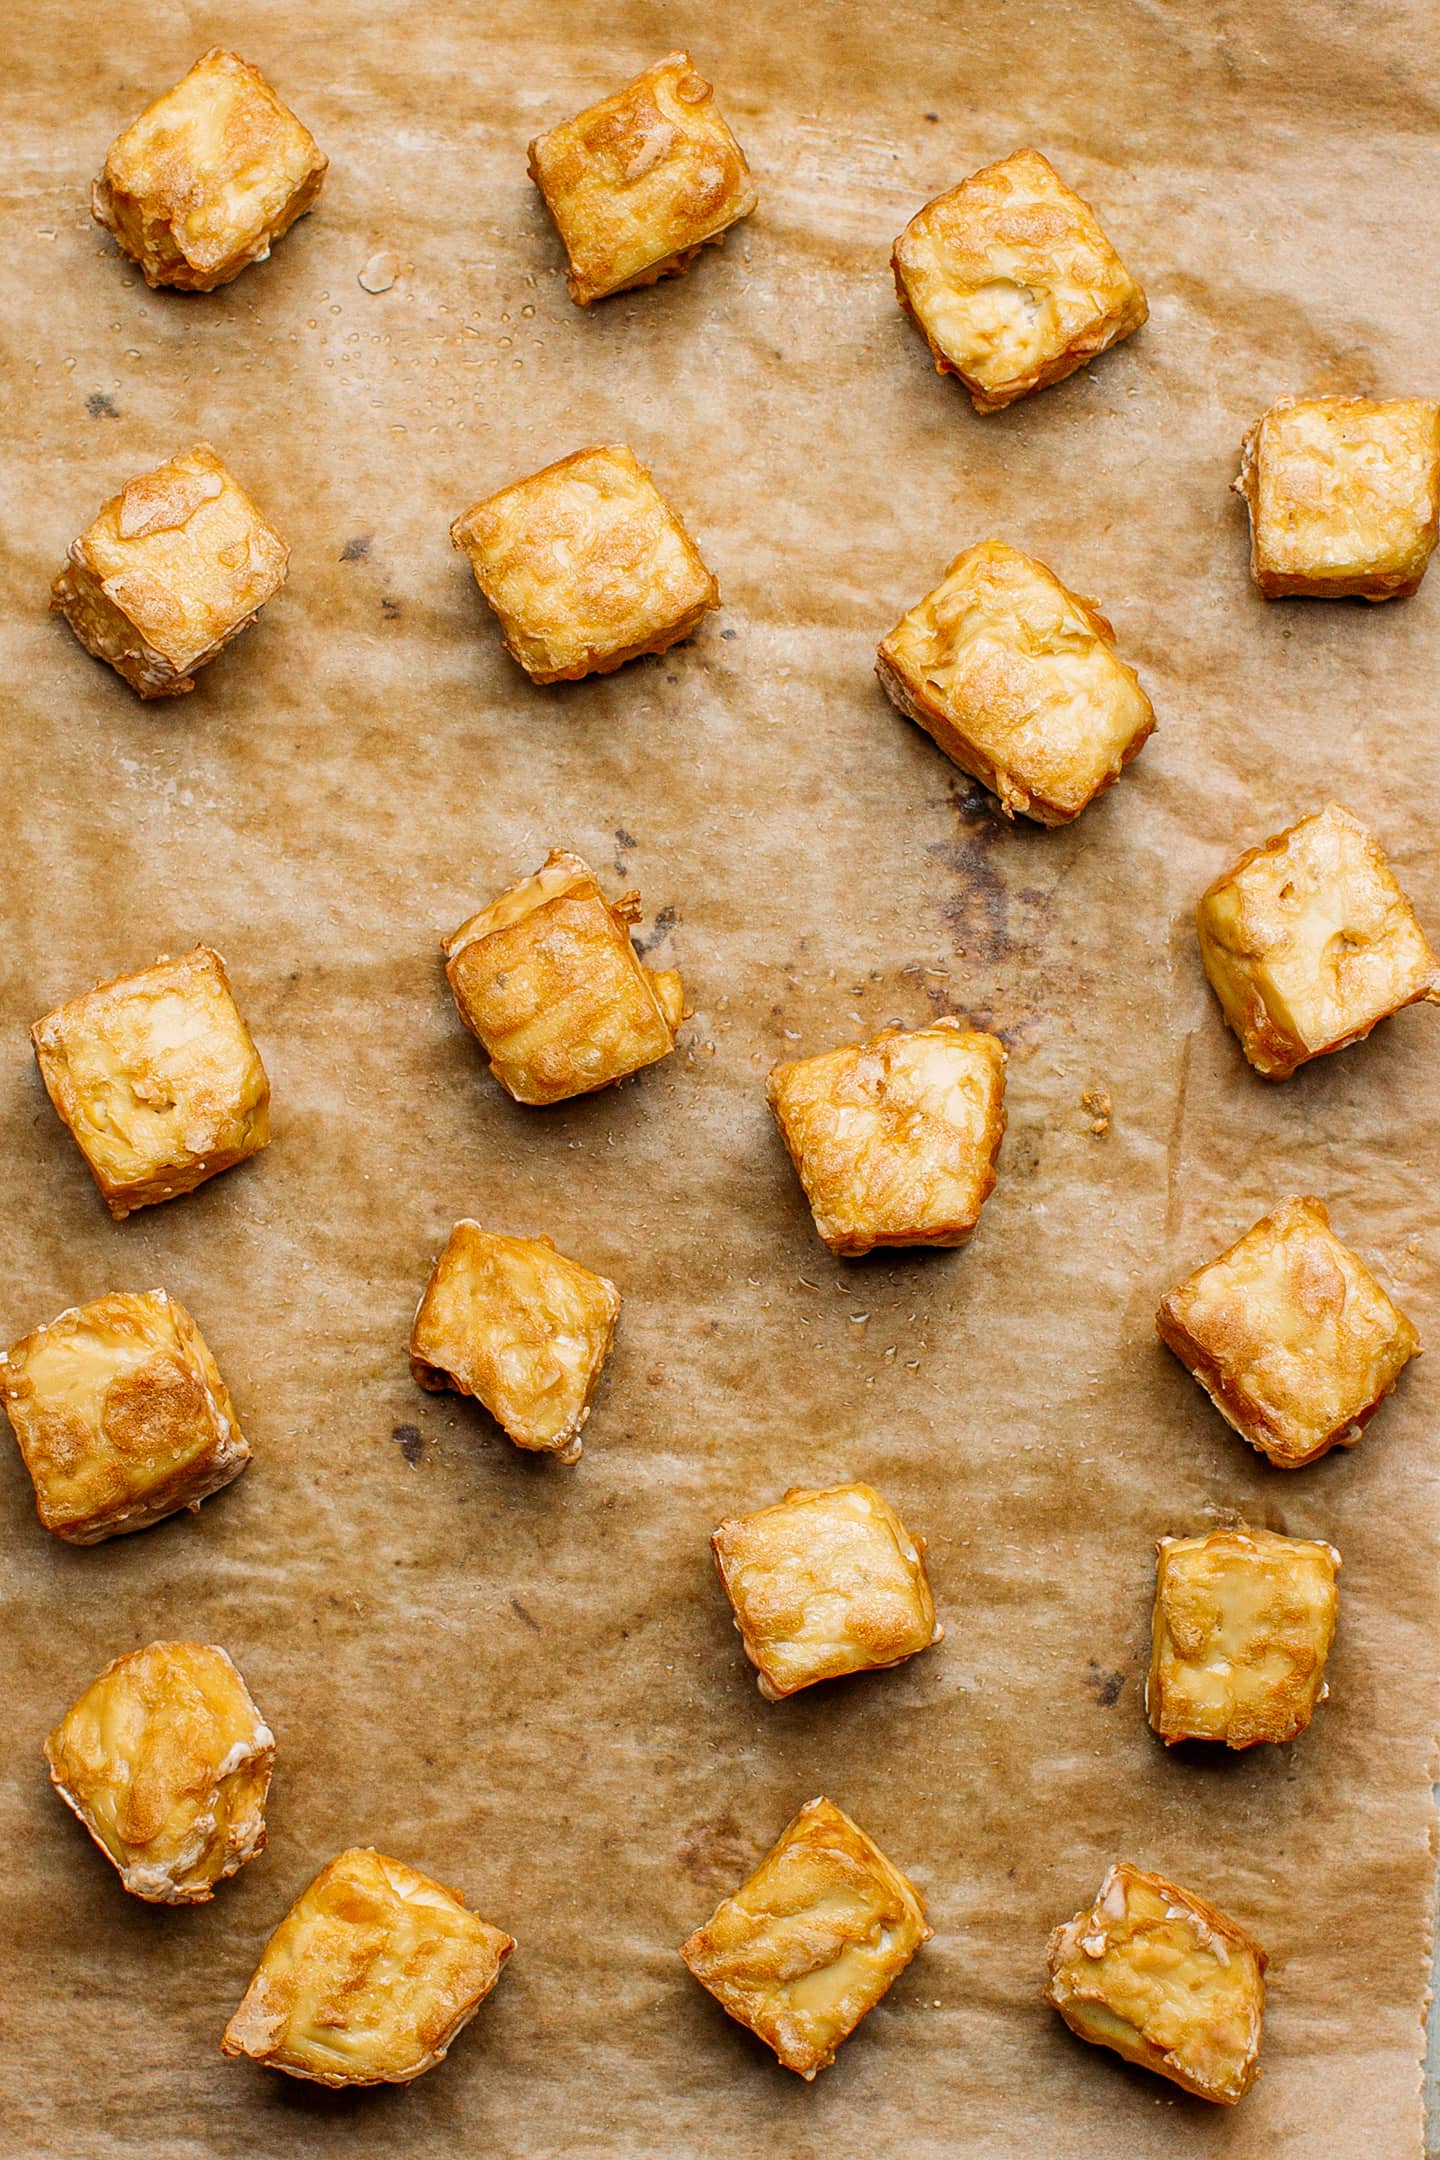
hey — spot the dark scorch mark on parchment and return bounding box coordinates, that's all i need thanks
[634,904,677,956]
[392,1423,424,1466]
[1087,1660,1126,1707]
[927,782,1014,964]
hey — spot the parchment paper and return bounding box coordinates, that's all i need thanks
[3,3,1438,2154]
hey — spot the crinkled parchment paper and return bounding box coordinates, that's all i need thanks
[2,2,1438,2154]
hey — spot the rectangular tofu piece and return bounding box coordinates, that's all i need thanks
[877,539,1154,822]
[766,1019,1005,1255]
[1148,1525,1340,1747]
[444,850,685,1104]
[1156,1195,1419,1467]
[51,443,289,697]
[410,1222,620,1461]
[222,1847,514,2087]
[1234,395,1440,599]
[892,148,1146,412]
[680,1796,930,2077]
[711,1481,941,1699]
[450,445,718,682]
[31,945,271,1215]
[528,52,755,304]
[45,1640,272,1900]
[1195,803,1439,1078]
[0,1290,248,1543]
[1046,1863,1266,2104]
[92,46,326,290]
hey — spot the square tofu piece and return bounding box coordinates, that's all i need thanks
[32,945,271,1217]
[411,1222,620,1461]
[1156,1196,1419,1468]
[876,540,1154,822]
[766,1019,1005,1257]
[528,51,756,305]
[1148,1525,1340,1749]
[92,47,327,291]
[1046,1863,1266,2104]
[444,849,685,1105]
[1234,395,1440,600]
[711,1481,941,1700]
[1195,803,1439,1079]
[0,1289,248,1544]
[680,1796,930,2079]
[450,444,719,683]
[52,443,290,698]
[45,1640,272,1902]
[223,1846,514,2087]
[892,148,1146,413]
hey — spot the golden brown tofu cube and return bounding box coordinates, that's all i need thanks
[45,1640,272,1902]
[410,1222,620,1462]
[51,443,290,698]
[222,1846,514,2087]
[444,849,685,1105]
[32,945,271,1217]
[1046,1863,1265,2104]
[1156,1195,1419,1468]
[876,539,1154,823]
[680,1796,930,2079]
[766,1019,1005,1257]
[528,51,756,305]
[0,1289,248,1544]
[92,47,327,292]
[892,148,1146,413]
[711,1481,941,1700]
[1148,1525,1339,1749]
[450,444,719,683]
[1234,395,1440,600]
[1195,803,1439,1079]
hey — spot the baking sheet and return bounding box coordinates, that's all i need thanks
[2,1,1439,2153]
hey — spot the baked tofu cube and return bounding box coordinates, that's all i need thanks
[766,1019,1005,1257]
[1156,1196,1419,1468]
[0,1289,248,1544]
[876,539,1154,823]
[444,849,685,1105]
[45,1640,273,1902]
[450,444,719,683]
[51,443,290,698]
[1195,803,1440,1079]
[1148,1526,1340,1749]
[32,945,271,1217]
[222,1846,514,2087]
[892,148,1146,413]
[680,1796,930,2079]
[711,1481,941,1700]
[528,51,756,305]
[411,1222,620,1462]
[92,47,327,292]
[1046,1863,1266,2104]
[1234,395,1440,600]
